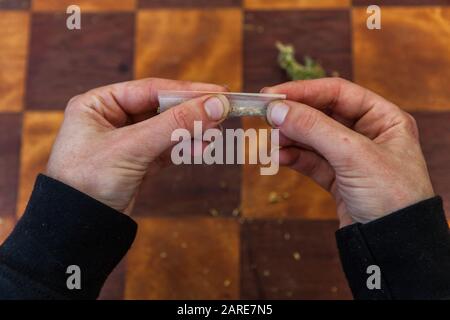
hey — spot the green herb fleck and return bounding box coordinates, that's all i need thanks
[276,42,327,80]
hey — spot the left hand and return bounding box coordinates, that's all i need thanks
[46,78,229,214]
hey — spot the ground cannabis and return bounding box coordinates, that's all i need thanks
[158,91,285,118]
[209,208,220,217]
[276,42,327,80]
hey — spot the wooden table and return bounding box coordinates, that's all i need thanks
[0,0,449,299]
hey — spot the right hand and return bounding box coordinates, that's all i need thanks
[263,78,435,227]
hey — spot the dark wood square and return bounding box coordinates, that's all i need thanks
[0,114,21,244]
[26,13,134,110]
[353,0,450,5]
[98,260,125,300]
[134,118,241,217]
[0,0,447,300]
[139,0,241,8]
[32,0,136,11]
[241,219,352,299]
[413,112,450,216]
[0,114,21,217]
[243,9,352,92]
[0,0,30,9]
[245,0,350,9]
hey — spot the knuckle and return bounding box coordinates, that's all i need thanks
[146,78,159,100]
[67,94,81,106]
[65,94,83,116]
[86,88,103,101]
[330,77,350,89]
[85,90,109,109]
[332,76,347,85]
[146,77,159,90]
[215,84,229,92]
[294,109,319,137]
[400,112,419,138]
[170,106,192,130]
[85,88,100,97]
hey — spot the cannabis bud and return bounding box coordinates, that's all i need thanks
[276,42,327,80]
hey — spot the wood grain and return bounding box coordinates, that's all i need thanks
[0,215,15,245]
[413,112,450,216]
[134,164,242,217]
[17,112,64,217]
[26,13,134,110]
[0,0,447,301]
[241,219,351,299]
[135,9,242,91]
[0,12,29,112]
[0,114,21,242]
[244,9,352,92]
[126,217,239,299]
[245,0,350,9]
[139,0,241,7]
[133,118,241,217]
[0,0,30,9]
[98,260,126,300]
[353,7,450,111]
[0,114,21,215]
[241,117,336,219]
[32,0,136,11]
[353,0,450,5]
[134,9,243,218]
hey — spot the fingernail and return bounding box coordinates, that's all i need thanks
[267,101,289,126]
[204,95,229,121]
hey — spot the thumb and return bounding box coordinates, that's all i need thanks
[129,94,230,157]
[266,100,364,166]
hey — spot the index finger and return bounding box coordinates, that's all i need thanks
[73,78,227,127]
[262,78,402,123]
[107,78,227,115]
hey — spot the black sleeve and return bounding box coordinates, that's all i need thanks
[0,174,137,299]
[336,196,450,299]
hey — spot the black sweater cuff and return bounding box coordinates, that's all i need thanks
[336,196,450,299]
[0,174,137,299]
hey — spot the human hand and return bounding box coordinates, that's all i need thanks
[263,78,434,227]
[46,78,229,214]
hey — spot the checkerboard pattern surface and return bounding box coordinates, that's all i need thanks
[0,0,449,300]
